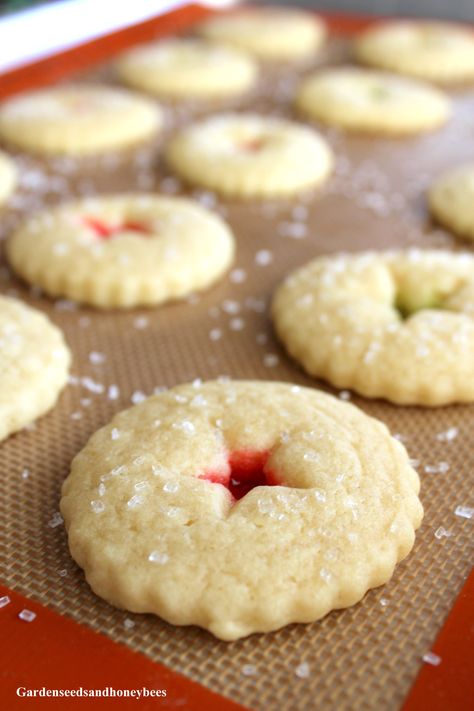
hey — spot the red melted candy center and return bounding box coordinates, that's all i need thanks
[82,217,151,240]
[240,137,266,153]
[201,450,277,501]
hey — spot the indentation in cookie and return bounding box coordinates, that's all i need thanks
[394,289,445,319]
[239,137,267,153]
[82,217,151,240]
[201,450,279,501]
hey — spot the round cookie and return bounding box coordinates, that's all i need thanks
[0,295,71,441]
[429,165,474,242]
[117,38,258,100]
[0,151,17,205]
[6,194,235,309]
[272,250,474,406]
[165,113,333,198]
[355,21,474,83]
[0,85,163,155]
[197,8,326,61]
[296,67,451,135]
[60,379,423,641]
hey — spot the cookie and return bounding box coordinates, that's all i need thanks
[355,21,474,83]
[165,113,333,198]
[0,295,71,441]
[6,194,235,309]
[272,250,474,406]
[197,8,326,61]
[60,379,422,641]
[296,67,451,135]
[429,165,474,242]
[0,85,163,155]
[0,151,17,205]
[117,38,258,100]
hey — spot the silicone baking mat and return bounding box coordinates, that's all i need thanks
[0,7,473,710]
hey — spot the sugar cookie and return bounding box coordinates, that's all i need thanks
[355,21,474,83]
[429,165,474,242]
[0,85,163,155]
[296,67,451,135]
[197,8,326,61]
[0,151,17,204]
[272,250,474,406]
[0,295,71,441]
[60,379,422,641]
[117,38,258,100]
[6,194,235,308]
[166,113,333,198]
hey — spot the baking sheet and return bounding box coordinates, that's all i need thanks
[1,20,473,711]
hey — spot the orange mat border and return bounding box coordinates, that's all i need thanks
[0,583,247,710]
[401,567,474,711]
[0,4,472,709]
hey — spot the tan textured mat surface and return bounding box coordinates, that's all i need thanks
[1,29,473,711]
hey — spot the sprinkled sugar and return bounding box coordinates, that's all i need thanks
[123,618,135,630]
[320,568,332,583]
[241,665,257,677]
[172,420,196,435]
[221,299,240,314]
[133,316,149,330]
[81,376,104,394]
[111,428,120,441]
[48,512,63,528]
[19,609,36,622]
[257,498,285,520]
[454,505,474,519]
[436,427,459,442]
[111,464,126,477]
[295,662,311,679]
[434,526,453,540]
[89,351,106,364]
[148,551,169,564]
[190,394,207,407]
[422,652,441,666]
[209,328,222,341]
[90,500,105,513]
[229,268,246,284]
[108,384,120,400]
[0,595,11,608]
[163,481,179,493]
[278,221,307,239]
[131,391,146,404]
[255,249,273,266]
[263,353,279,368]
[127,495,145,509]
[424,462,450,474]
